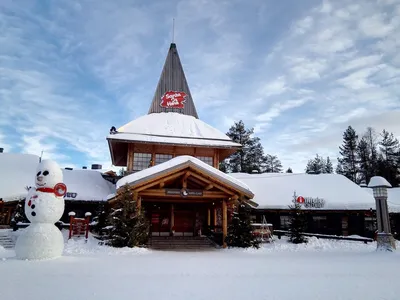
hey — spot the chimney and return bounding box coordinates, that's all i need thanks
[0,148,3,153]
[82,166,87,169]
[65,167,73,170]
[91,164,102,170]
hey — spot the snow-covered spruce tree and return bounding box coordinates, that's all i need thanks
[91,202,110,240]
[106,184,149,248]
[10,198,27,231]
[286,167,293,173]
[225,203,259,248]
[288,193,307,244]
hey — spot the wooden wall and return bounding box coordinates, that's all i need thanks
[127,143,221,171]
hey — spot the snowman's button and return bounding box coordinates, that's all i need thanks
[31,211,36,217]
[31,204,35,209]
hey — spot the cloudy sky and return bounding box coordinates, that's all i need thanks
[1,0,399,172]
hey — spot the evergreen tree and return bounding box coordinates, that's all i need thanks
[337,126,359,182]
[325,157,333,173]
[225,203,260,248]
[224,120,265,173]
[357,137,373,184]
[376,130,400,186]
[219,160,228,173]
[286,167,293,173]
[288,192,307,244]
[263,154,283,173]
[305,154,326,174]
[106,184,149,248]
[364,127,379,172]
[10,199,27,231]
[91,202,110,239]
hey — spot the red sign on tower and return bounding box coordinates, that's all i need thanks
[160,91,187,109]
[296,196,305,204]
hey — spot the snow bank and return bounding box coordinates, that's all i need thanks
[63,232,150,256]
[229,173,375,210]
[117,155,252,195]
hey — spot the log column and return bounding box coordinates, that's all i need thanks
[222,199,228,248]
[134,192,141,215]
[170,204,175,236]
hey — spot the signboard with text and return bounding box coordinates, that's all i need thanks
[297,196,325,208]
[165,189,203,197]
[160,91,187,108]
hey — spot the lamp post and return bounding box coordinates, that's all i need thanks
[368,176,396,251]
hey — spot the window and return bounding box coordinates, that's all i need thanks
[313,216,327,230]
[133,153,152,171]
[196,156,213,166]
[280,216,291,229]
[155,154,173,165]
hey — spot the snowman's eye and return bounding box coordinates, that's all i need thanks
[43,170,49,176]
[37,171,41,176]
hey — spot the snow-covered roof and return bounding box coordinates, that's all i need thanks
[0,153,40,202]
[228,173,376,210]
[117,155,252,197]
[362,187,400,213]
[368,176,392,188]
[63,169,116,202]
[107,112,241,148]
[0,153,115,202]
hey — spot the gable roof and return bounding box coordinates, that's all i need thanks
[116,155,253,199]
[229,173,376,211]
[147,43,198,118]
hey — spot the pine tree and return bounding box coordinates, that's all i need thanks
[305,154,326,174]
[324,157,333,173]
[337,126,359,182]
[263,154,283,173]
[357,137,373,184]
[288,192,307,244]
[10,199,27,231]
[91,202,110,239]
[225,203,260,248]
[364,127,379,172]
[106,184,149,248]
[376,130,400,186]
[286,167,293,173]
[224,120,265,173]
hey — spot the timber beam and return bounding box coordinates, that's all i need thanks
[139,189,229,198]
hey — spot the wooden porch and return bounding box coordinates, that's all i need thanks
[111,161,254,248]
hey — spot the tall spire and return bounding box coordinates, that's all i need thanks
[148,43,199,118]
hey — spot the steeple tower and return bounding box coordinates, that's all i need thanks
[148,43,199,118]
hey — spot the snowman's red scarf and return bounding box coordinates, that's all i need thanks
[36,187,56,194]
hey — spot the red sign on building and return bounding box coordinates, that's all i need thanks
[297,196,305,204]
[160,91,187,108]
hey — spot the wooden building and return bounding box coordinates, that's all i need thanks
[106,43,255,247]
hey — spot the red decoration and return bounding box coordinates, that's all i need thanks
[54,183,67,197]
[160,91,187,108]
[297,196,305,203]
[68,213,91,240]
[37,183,67,197]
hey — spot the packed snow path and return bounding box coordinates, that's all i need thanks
[1,237,400,300]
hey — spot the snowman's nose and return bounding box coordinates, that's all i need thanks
[37,176,43,182]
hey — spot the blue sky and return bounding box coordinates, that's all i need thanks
[1,0,400,172]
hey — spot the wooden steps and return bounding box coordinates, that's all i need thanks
[0,230,15,249]
[148,236,218,251]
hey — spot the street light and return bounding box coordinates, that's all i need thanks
[368,176,396,251]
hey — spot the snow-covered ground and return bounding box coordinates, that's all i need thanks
[1,232,400,300]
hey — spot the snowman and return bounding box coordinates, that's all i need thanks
[15,159,66,260]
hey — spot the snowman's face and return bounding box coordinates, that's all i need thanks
[35,160,63,189]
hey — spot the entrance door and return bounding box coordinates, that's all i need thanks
[174,211,195,236]
[151,211,170,236]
